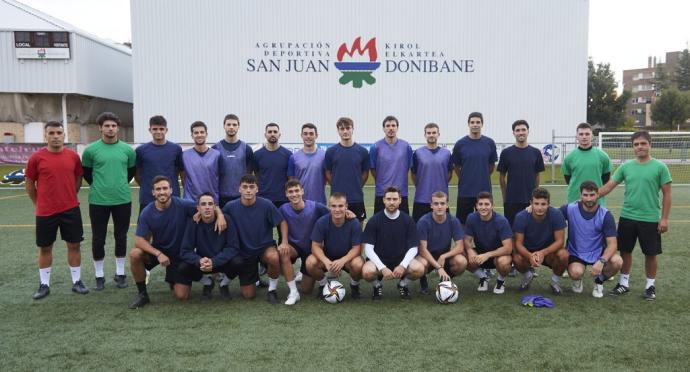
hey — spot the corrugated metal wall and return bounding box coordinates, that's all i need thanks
[132,0,588,145]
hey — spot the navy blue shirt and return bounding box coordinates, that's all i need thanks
[452,136,498,198]
[362,212,418,265]
[222,197,284,257]
[179,214,239,268]
[311,215,362,260]
[416,213,464,255]
[325,143,369,203]
[253,146,292,202]
[135,197,197,257]
[497,145,545,203]
[136,141,183,205]
[512,207,566,252]
[464,211,513,253]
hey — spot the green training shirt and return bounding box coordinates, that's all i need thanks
[562,146,612,204]
[612,158,672,222]
[82,139,136,206]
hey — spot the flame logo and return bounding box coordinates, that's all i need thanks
[337,37,378,62]
[334,37,381,88]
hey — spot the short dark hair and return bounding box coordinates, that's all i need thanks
[149,115,167,127]
[382,115,399,127]
[576,122,592,132]
[336,117,354,129]
[431,191,448,202]
[265,122,279,131]
[301,123,318,135]
[579,180,598,193]
[329,192,347,202]
[468,112,483,123]
[531,187,550,202]
[44,121,63,130]
[240,174,257,185]
[190,121,207,133]
[285,179,302,191]
[224,114,240,125]
[512,119,529,131]
[197,192,215,204]
[476,191,493,203]
[97,112,121,127]
[151,175,171,189]
[631,130,651,144]
[424,123,439,132]
[384,186,401,197]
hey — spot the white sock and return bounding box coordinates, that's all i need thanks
[115,257,126,276]
[70,266,81,283]
[619,273,630,287]
[399,277,409,287]
[551,274,561,284]
[94,260,104,278]
[287,280,297,294]
[646,277,655,289]
[39,267,51,285]
[373,279,381,288]
[497,274,506,282]
[268,278,278,291]
[350,279,359,286]
[219,273,230,286]
[473,270,488,279]
[199,275,212,286]
[318,277,328,286]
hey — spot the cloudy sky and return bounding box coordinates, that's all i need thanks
[16,0,690,85]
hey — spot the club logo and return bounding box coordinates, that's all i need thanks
[334,37,380,88]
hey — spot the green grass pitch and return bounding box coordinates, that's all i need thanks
[1,182,689,371]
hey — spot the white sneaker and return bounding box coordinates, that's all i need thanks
[294,271,303,282]
[493,280,505,294]
[592,283,604,298]
[571,279,583,293]
[284,291,300,305]
[477,277,489,292]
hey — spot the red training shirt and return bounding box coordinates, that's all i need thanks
[25,148,83,216]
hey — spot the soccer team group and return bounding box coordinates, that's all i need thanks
[25,111,672,308]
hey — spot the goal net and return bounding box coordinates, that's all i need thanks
[598,131,690,183]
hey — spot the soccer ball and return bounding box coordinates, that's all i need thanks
[322,280,346,304]
[435,281,459,304]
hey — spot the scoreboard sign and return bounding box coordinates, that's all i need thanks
[14,31,70,59]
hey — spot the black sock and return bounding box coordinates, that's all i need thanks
[136,281,147,295]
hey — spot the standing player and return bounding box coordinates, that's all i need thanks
[253,123,292,209]
[497,119,545,225]
[369,115,413,214]
[177,193,239,300]
[278,179,330,295]
[223,174,299,305]
[287,123,326,204]
[561,122,612,205]
[598,131,672,300]
[82,112,136,291]
[463,192,513,294]
[415,192,467,294]
[411,123,453,222]
[560,181,622,298]
[135,115,183,213]
[512,188,568,294]
[182,121,222,203]
[452,112,498,224]
[325,117,369,222]
[361,187,424,300]
[307,192,365,299]
[213,114,254,207]
[25,121,89,299]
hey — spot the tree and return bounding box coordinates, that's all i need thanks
[651,88,690,130]
[653,64,670,93]
[674,49,690,91]
[587,60,631,129]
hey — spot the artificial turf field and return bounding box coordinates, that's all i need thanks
[1,182,689,371]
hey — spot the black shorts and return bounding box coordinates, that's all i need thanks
[144,252,183,284]
[35,207,84,247]
[424,251,455,276]
[412,203,432,222]
[348,202,367,222]
[228,255,261,286]
[503,202,530,227]
[568,255,595,266]
[456,197,477,225]
[177,261,239,286]
[374,196,409,215]
[289,246,309,275]
[617,217,662,256]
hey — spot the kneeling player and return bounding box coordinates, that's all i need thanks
[512,187,568,294]
[177,193,240,300]
[361,187,424,300]
[415,191,467,294]
[560,181,623,298]
[464,192,513,294]
[307,192,364,299]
